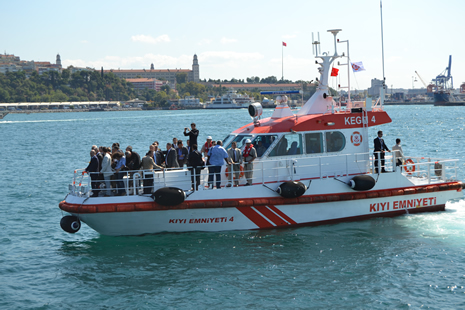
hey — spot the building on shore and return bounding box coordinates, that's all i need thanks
[203,83,303,92]
[104,54,200,88]
[125,78,169,91]
[0,53,62,75]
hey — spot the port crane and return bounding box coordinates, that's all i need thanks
[415,71,428,88]
[431,55,453,91]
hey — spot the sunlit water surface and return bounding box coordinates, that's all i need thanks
[1,106,464,309]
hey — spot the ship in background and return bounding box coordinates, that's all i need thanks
[432,55,465,106]
[206,89,255,109]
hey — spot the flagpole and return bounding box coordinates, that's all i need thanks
[380,0,386,106]
[281,42,284,81]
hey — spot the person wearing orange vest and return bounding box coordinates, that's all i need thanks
[242,139,257,186]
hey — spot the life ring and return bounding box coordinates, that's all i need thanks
[350,131,362,146]
[225,165,245,179]
[404,158,415,174]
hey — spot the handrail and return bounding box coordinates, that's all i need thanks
[70,151,459,197]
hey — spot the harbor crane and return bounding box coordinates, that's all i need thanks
[415,71,428,88]
[431,55,453,91]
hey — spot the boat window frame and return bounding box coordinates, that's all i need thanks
[223,134,254,151]
[325,131,346,153]
[251,134,279,157]
[304,132,324,154]
[268,133,303,157]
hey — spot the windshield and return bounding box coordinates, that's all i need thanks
[224,134,253,150]
[251,135,278,157]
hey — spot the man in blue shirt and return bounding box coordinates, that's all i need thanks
[114,152,126,195]
[207,140,230,189]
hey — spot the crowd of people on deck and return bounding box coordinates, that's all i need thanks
[84,123,258,197]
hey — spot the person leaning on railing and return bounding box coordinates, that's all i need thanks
[141,151,164,194]
[100,147,114,196]
[207,140,229,189]
[85,149,100,197]
[227,141,243,187]
[113,152,126,196]
[187,144,204,191]
[242,139,257,186]
[391,138,405,169]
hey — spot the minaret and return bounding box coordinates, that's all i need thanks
[192,54,199,82]
[56,53,62,69]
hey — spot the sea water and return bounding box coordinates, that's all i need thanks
[1,106,464,309]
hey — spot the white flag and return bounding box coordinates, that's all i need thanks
[351,62,365,72]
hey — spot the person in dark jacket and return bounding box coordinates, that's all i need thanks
[125,146,141,171]
[177,140,189,167]
[125,146,141,191]
[165,143,180,169]
[373,130,391,173]
[183,123,199,150]
[86,150,100,197]
[187,144,204,190]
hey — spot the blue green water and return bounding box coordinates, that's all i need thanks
[1,106,465,309]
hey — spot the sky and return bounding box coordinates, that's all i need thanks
[1,0,465,91]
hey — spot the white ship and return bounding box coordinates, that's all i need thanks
[59,29,464,236]
[206,89,255,109]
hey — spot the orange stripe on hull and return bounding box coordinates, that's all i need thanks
[59,182,463,214]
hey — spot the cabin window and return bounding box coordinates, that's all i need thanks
[305,133,323,154]
[224,134,253,150]
[251,135,278,157]
[325,131,346,152]
[222,135,234,148]
[268,134,303,157]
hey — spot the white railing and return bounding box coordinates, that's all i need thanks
[69,152,459,197]
[370,152,458,183]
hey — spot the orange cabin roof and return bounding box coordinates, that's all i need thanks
[233,110,392,134]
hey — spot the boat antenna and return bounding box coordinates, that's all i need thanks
[380,0,386,105]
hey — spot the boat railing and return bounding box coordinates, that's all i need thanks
[398,155,458,182]
[69,152,459,197]
[370,152,458,183]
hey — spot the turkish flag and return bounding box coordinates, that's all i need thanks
[282,42,287,47]
[331,67,339,77]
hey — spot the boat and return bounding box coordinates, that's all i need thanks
[88,108,106,112]
[0,112,8,119]
[59,29,464,236]
[206,89,252,109]
[433,91,465,106]
[432,55,465,106]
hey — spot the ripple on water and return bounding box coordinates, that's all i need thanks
[0,108,464,309]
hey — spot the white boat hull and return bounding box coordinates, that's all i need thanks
[60,175,463,236]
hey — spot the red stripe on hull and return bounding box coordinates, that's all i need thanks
[267,205,297,225]
[236,207,274,229]
[254,205,291,227]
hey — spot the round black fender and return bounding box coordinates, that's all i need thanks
[276,181,307,198]
[60,215,81,234]
[152,187,186,206]
[349,175,376,191]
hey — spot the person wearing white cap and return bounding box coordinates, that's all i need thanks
[242,139,257,185]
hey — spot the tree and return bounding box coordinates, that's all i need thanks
[260,76,278,84]
[176,72,188,84]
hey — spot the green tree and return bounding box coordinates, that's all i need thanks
[176,72,188,84]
